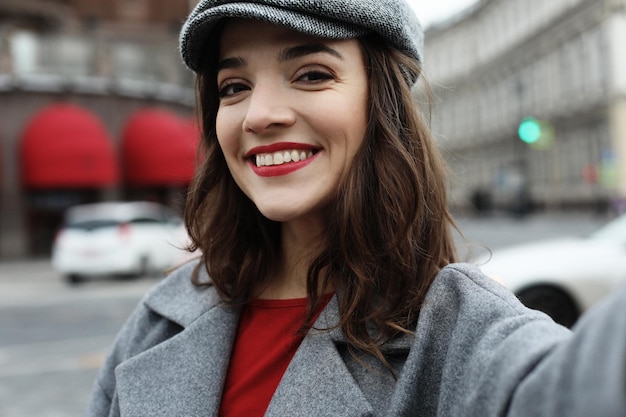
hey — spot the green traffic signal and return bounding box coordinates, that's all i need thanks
[518,117,541,144]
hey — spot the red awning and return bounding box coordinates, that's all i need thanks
[20,103,119,188]
[121,109,199,186]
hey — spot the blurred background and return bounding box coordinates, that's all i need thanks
[1,0,626,415]
[2,0,626,259]
[0,0,197,259]
[420,0,626,219]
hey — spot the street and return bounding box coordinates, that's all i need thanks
[0,262,156,417]
[0,212,608,416]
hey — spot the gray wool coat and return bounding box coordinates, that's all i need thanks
[85,262,626,417]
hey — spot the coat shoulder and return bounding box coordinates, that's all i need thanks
[390,262,572,416]
[429,262,538,317]
[84,260,220,417]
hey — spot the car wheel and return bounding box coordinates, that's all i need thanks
[516,285,580,328]
[65,274,85,285]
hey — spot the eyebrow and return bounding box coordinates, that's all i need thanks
[217,56,246,71]
[217,43,343,72]
[278,43,344,62]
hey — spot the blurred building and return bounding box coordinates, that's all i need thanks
[0,0,198,258]
[422,0,626,215]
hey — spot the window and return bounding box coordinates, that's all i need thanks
[10,31,38,74]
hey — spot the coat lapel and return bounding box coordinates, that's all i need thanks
[115,272,240,417]
[112,263,414,416]
[265,296,375,417]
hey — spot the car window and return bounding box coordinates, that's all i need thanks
[130,217,161,225]
[66,220,120,230]
[159,207,183,225]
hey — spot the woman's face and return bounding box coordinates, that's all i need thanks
[215,19,368,225]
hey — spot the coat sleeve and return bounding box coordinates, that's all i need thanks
[508,280,626,417]
[393,264,625,417]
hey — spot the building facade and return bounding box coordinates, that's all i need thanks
[421,0,626,214]
[0,0,197,258]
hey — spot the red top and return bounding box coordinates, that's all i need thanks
[219,295,331,416]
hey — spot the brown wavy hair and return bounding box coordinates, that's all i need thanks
[185,32,457,367]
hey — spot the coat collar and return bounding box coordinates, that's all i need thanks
[115,260,414,416]
[142,260,219,327]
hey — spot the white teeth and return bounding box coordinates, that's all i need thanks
[254,149,316,166]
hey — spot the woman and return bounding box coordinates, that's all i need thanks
[86,1,626,416]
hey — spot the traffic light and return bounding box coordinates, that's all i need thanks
[517,117,554,149]
[518,117,541,144]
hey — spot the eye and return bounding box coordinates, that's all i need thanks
[296,69,334,83]
[218,81,249,98]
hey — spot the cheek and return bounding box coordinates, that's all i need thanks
[346,100,368,155]
[215,111,237,157]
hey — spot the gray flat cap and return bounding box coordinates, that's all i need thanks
[180,0,423,84]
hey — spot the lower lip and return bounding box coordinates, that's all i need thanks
[250,154,317,177]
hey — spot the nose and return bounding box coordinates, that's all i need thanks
[242,84,295,133]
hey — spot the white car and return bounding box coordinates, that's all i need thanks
[52,201,190,284]
[476,214,626,327]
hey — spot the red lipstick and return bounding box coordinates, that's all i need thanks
[246,142,319,177]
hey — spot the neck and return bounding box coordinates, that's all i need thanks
[257,218,326,300]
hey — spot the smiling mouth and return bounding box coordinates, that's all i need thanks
[253,149,317,167]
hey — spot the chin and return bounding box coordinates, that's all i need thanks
[255,203,325,224]
[257,208,300,223]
